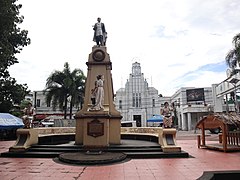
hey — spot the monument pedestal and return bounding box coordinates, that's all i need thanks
[75,113,121,146]
[75,46,122,147]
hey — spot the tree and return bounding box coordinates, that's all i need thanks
[226,33,240,70]
[45,62,86,119]
[0,0,30,77]
[68,69,85,119]
[0,77,29,112]
[0,0,31,113]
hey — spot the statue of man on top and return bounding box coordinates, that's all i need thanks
[93,17,107,46]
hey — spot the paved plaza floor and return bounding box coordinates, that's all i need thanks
[1,131,240,180]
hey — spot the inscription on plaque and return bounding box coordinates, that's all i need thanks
[87,119,104,137]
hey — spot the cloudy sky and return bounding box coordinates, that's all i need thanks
[9,0,240,96]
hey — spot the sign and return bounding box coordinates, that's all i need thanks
[87,119,104,137]
[186,88,205,102]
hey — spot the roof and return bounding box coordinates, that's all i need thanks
[196,113,240,129]
[0,113,24,129]
[147,115,163,123]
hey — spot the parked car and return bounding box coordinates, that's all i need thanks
[209,128,221,134]
[209,124,237,134]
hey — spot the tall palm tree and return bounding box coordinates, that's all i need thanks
[68,68,85,119]
[226,33,240,70]
[44,62,86,119]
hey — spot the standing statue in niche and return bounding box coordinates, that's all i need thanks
[90,75,104,111]
[93,17,107,46]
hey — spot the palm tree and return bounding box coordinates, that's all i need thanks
[68,69,85,119]
[44,62,86,119]
[226,33,240,70]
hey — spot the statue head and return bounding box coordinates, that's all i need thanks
[164,102,169,107]
[97,17,101,22]
[27,102,32,107]
[97,75,102,80]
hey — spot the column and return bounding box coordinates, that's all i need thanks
[187,112,192,131]
[182,113,187,131]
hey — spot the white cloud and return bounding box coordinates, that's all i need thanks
[8,0,240,96]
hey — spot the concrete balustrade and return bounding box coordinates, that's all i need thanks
[36,127,163,136]
[36,127,75,136]
[9,127,181,152]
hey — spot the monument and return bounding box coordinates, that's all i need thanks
[3,18,185,163]
[75,18,122,147]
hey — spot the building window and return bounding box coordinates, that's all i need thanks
[132,93,141,108]
[132,93,135,107]
[36,99,40,107]
[119,100,122,109]
[139,93,141,107]
[136,93,139,107]
[47,101,51,107]
[152,99,155,107]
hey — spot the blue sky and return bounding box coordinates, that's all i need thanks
[9,0,240,96]
[170,62,228,89]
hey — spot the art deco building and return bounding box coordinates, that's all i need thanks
[115,62,170,127]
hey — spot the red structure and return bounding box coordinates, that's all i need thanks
[196,113,240,152]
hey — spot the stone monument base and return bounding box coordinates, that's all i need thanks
[75,112,121,147]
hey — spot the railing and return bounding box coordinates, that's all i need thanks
[36,127,163,136]
[121,127,163,136]
[227,131,240,146]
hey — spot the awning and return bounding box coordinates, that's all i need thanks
[0,113,24,129]
[147,115,163,123]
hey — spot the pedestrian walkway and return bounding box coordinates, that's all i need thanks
[1,131,240,180]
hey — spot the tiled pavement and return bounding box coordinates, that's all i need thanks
[1,132,240,180]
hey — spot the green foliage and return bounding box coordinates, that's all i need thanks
[19,99,31,109]
[0,0,31,113]
[0,0,30,76]
[226,33,240,69]
[45,62,86,119]
[0,77,29,112]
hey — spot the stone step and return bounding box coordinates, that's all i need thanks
[31,144,161,149]
[126,151,189,158]
[1,151,59,158]
[28,147,162,153]
[1,150,189,159]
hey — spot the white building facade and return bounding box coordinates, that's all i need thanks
[171,87,214,131]
[213,70,240,113]
[32,91,79,119]
[115,62,170,127]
